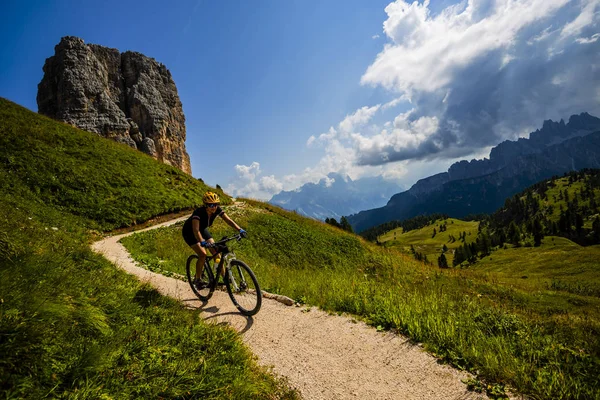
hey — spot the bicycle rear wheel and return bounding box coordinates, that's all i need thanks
[225,260,262,316]
[186,255,215,301]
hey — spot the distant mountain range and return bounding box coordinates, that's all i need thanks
[269,173,403,220]
[347,112,600,232]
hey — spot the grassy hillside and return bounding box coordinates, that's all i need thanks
[122,200,600,399]
[0,97,232,230]
[473,236,600,297]
[487,170,600,248]
[378,217,479,266]
[0,98,298,399]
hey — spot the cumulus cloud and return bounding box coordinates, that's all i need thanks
[352,0,600,165]
[226,162,283,200]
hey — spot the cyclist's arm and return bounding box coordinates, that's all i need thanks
[192,219,205,243]
[220,212,242,231]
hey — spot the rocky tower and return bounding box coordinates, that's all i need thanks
[37,36,191,174]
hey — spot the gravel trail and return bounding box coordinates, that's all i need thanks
[92,217,488,400]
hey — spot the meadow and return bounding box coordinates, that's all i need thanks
[378,218,479,266]
[0,98,298,399]
[122,200,600,400]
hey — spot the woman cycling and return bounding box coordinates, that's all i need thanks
[182,192,246,287]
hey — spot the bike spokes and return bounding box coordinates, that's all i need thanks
[226,260,261,316]
[195,261,213,297]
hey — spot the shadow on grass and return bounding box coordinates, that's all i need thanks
[133,287,162,308]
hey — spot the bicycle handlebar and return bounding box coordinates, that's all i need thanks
[210,233,244,249]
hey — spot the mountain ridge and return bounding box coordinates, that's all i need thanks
[347,112,600,232]
[269,172,403,220]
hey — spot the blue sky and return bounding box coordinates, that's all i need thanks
[2,1,600,200]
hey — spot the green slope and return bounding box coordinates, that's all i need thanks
[471,236,600,305]
[122,200,600,399]
[0,98,297,399]
[486,170,600,248]
[0,97,233,231]
[378,217,479,265]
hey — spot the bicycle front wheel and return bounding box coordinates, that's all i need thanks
[186,255,215,301]
[225,260,262,316]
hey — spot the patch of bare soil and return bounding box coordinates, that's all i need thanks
[92,217,491,400]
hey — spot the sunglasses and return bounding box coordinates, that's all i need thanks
[206,203,219,208]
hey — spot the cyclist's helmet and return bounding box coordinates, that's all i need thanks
[203,191,220,204]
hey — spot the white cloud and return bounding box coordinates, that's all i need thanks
[226,162,284,200]
[576,32,600,43]
[353,115,440,165]
[338,104,381,135]
[361,0,571,94]
[259,175,283,193]
[382,96,406,109]
[560,0,600,39]
[372,34,380,39]
[323,176,335,187]
[528,25,558,44]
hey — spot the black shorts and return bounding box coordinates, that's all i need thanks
[182,227,213,246]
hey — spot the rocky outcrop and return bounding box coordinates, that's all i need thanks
[347,113,600,232]
[37,36,191,174]
[449,113,600,182]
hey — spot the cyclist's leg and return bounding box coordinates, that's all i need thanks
[189,243,207,280]
[201,229,223,277]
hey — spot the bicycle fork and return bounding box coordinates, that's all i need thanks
[222,253,247,292]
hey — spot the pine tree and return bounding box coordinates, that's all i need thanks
[477,232,491,256]
[507,221,520,246]
[453,247,464,267]
[532,217,543,247]
[575,212,584,233]
[592,216,600,243]
[438,253,449,268]
[340,216,354,233]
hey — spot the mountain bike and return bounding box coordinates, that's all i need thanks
[185,233,262,316]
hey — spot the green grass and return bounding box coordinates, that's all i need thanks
[122,200,600,400]
[544,177,599,226]
[379,218,479,265]
[470,236,600,304]
[0,97,232,231]
[0,98,298,399]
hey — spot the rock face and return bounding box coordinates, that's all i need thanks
[37,36,191,174]
[347,113,600,232]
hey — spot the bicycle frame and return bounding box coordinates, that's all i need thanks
[206,235,243,284]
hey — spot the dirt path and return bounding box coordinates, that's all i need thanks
[92,217,488,400]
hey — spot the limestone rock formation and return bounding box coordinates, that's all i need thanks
[37,36,191,174]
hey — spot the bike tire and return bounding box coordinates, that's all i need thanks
[225,260,262,316]
[186,254,215,301]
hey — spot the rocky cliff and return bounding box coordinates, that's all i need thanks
[348,113,600,232]
[37,36,191,174]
